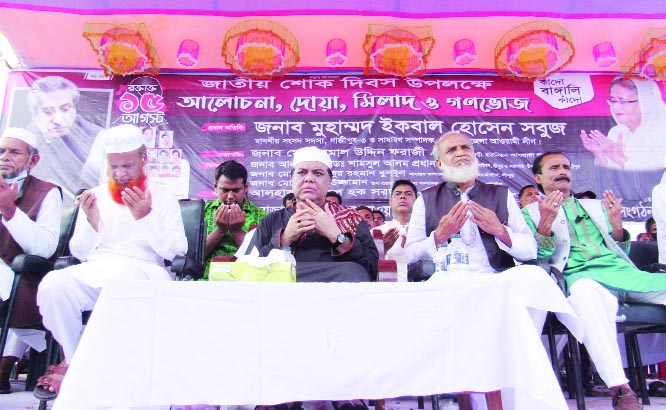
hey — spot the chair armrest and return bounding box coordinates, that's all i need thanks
[11,254,54,276]
[372,229,385,259]
[407,260,434,282]
[377,259,398,282]
[640,263,666,273]
[171,255,204,281]
[54,256,81,271]
[617,302,666,326]
[549,266,567,294]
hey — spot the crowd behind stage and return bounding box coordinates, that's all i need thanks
[1,120,666,410]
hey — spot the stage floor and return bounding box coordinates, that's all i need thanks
[2,380,666,410]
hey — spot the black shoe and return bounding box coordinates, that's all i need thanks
[254,404,290,410]
[333,401,369,410]
[14,357,28,376]
[649,380,666,397]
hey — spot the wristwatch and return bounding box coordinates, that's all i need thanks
[333,232,348,247]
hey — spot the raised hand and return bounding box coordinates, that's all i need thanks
[468,201,505,237]
[79,190,101,231]
[282,204,320,245]
[536,190,564,237]
[580,130,603,157]
[121,186,152,220]
[434,200,468,245]
[213,205,228,231]
[0,176,18,220]
[306,199,341,242]
[383,226,400,250]
[226,203,246,232]
[580,129,627,168]
[602,190,624,240]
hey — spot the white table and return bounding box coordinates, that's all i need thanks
[53,266,580,410]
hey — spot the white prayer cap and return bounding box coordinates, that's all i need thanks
[0,128,37,149]
[292,146,332,169]
[102,124,145,154]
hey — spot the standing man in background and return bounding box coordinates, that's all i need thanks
[372,209,386,227]
[325,191,342,205]
[356,206,375,228]
[377,179,417,281]
[518,184,540,208]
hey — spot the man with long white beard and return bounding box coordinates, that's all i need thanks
[33,124,187,399]
[405,131,537,272]
[404,131,550,410]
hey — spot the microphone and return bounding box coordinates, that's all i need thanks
[453,189,461,197]
[575,215,584,224]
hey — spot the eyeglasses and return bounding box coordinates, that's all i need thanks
[607,98,638,106]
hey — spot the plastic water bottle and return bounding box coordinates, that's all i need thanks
[433,243,448,274]
[281,246,297,279]
[446,234,469,272]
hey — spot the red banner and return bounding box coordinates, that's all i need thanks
[2,71,663,222]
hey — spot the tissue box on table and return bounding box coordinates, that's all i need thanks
[209,249,296,282]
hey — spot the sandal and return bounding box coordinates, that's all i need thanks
[33,362,68,400]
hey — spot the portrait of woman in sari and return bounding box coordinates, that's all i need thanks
[580,77,666,171]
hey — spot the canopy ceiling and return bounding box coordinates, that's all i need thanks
[2,1,666,75]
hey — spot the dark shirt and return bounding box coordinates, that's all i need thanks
[202,198,267,280]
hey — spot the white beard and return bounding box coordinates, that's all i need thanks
[440,158,480,183]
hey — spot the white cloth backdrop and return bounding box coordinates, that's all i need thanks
[52,268,581,410]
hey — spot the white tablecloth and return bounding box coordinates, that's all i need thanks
[53,266,580,410]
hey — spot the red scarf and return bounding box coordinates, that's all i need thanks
[326,201,363,236]
[293,200,363,240]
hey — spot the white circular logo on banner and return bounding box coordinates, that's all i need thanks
[534,73,594,109]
